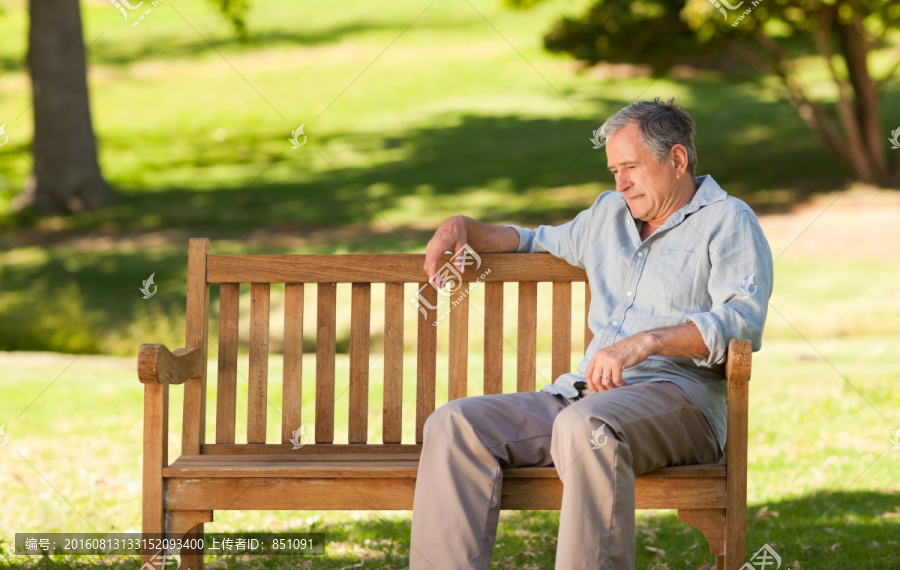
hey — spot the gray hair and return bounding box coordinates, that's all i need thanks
[600,98,697,176]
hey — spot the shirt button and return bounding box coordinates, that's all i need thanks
[626,291,632,297]
[612,321,618,326]
[637,251,644,257]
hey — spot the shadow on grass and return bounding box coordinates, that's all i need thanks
[0,81,878,353]
[14,85,859,233]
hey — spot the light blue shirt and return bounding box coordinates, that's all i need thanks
[508,175,773,452]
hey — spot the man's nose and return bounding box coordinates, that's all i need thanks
[616,172,632,193]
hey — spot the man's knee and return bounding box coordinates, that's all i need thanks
[551,404,622,452]
[422,397,476,443]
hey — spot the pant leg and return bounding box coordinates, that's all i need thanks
[551,381,721,570]
[410,391,567,570]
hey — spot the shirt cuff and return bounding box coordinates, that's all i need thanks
[684,312,726,367]
[506,224,534,253]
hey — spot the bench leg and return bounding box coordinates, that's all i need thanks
[676,509,725,555]
[167,510,212,570]
[716,554,725,569]
[141,383,167,567]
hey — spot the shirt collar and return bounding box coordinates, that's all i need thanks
[684,175,727,214]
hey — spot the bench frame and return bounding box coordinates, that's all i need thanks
[138,238,750,569]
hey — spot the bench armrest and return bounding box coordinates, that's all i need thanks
[725,339,752,383]
[138,344,204,385]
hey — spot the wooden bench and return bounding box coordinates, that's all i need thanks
[138,237,751,569]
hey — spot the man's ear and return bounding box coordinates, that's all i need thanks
[670,144,689,178]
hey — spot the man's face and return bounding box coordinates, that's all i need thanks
[606,122,681,222]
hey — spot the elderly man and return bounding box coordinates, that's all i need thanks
[409,98,773,569]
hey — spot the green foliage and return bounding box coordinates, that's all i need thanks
[509,0,900,74]
[546,0,722,75]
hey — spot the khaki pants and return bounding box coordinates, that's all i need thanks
[409,381,722,569]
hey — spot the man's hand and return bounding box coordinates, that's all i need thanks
[583,323,710,392]
[424,216,469,284]
[423,216,520,285]
[584,333,655,392]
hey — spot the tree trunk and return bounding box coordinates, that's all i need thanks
[14,0,115,215]
[835,9,888,185]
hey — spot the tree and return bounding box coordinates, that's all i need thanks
[14,0,249,216]
[13,0,114,214]
[512,0,900,186]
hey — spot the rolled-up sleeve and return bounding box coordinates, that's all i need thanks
[506,196,601,267]
[506,225,536,253]
[684,209,774,367]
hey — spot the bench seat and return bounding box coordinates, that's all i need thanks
[163,450,726,511]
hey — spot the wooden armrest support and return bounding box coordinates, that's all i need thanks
[725,339,752,383]
[138,344,204,385]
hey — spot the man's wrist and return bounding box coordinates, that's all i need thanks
[641,331,663,357]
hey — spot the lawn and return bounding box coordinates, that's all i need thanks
[1,257,898,568]
[1,0,899,567]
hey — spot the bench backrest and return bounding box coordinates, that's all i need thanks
[179,238,592,454]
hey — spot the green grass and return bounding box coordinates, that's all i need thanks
[1,327,898,568]
[1,259,899,568]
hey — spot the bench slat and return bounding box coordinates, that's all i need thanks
[448,288,469,401]
[207,253,587,284]
[166,475,724,511]
[282,283,303,443]
[316,283,337,444]
[383,283,404,444]
[552,282,572,381]
[349,283,371,444]
[248,283,270,444]
[415,283,437,443]
[215,283,240,444]
[182,239,209,454]
[200,443,424,455]
[483,282,503,395]
[517,282,537,392]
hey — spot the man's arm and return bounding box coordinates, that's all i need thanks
[584,322,709,392]
[424,215,519,281]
